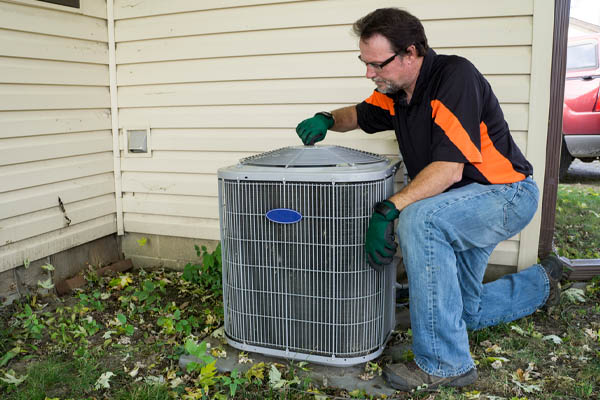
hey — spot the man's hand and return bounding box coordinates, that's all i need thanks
[296,113,334,145]
[365,200,400,272]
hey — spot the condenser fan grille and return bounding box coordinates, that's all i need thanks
[220,179,394,359]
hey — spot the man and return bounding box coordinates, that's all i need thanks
[295,8,562,391]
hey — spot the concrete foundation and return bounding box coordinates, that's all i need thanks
[120,232,218,270]
[0,234,120,306]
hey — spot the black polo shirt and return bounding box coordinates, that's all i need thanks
[356,49,533,189]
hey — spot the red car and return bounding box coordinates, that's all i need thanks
[560,33,600,178]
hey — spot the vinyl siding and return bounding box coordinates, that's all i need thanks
[0,0,115,273]
[0,0,555,272]
[113,0,546,268]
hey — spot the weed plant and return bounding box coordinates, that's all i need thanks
[1,244,599,399]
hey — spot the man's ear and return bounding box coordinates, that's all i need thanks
[405,44,418,59]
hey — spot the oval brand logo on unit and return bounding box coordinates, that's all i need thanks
[266,208,302,224]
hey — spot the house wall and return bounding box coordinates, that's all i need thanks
[114,0,552,269]
[0,0,556,276]
[0,0,117,274]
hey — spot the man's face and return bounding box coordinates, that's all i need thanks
[358,34,418,95]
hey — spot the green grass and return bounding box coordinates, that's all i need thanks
[554,183,600,258]
[2,354,100,400]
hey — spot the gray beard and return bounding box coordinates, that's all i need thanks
[373,79,401,94]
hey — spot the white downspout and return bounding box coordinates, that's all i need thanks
[107,0,124,235]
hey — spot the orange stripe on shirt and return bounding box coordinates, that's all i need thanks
[431,100,482,163]
[365,91,396,116]
[474,122,526,184]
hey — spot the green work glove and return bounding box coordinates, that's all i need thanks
[365,200,399,272]
[296,112,334,145]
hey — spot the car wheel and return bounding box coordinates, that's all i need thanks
[559,139,573,181]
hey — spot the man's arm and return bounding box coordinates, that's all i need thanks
[388,161,464,212]
[330,106,358,132]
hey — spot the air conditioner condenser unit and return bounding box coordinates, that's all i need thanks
[217,145,400,366]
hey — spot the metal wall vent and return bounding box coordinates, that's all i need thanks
[217,145,399,366]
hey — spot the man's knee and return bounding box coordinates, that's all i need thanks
[396,200,438,240]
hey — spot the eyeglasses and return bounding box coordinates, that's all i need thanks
[358,53,398,70]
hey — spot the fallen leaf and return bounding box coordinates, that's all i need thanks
[169,377,184,388]
[111,275,133,290]
[485,344,503,354]
[0,370,27,386]
[562,288,586,303]
[584,328,598,340]
[205,313,217,325]
[94,371,115,389]
[245,362,265,382]
[102,330,117,339]
[526,362,541,379]
[144,375,165,385]
[359,372,375,381]
[210,347,226,358]
[510,325,527,336]
[365,361,382,376]
[238,352,253,364]
[118,336,131,345]
[269,365,284,389]
[582,344,592,352]
[512,379,542,393]
[542,334,563,344]
[166,368,176,380]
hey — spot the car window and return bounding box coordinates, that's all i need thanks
[566,42,598,70]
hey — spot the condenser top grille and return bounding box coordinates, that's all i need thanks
[240,145,386,168]
[219,145,399,183]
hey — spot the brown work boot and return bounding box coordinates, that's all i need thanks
[540,255,563,310]
[382,361,477,391]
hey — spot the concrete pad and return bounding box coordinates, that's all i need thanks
[179,336,399,397]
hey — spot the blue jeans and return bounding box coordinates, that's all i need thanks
[397,177,548,377]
